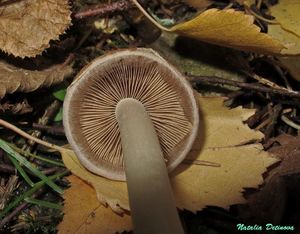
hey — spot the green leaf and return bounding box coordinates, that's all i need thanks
[0,139,64,194]
[24,197,63,210]
[7,155,34,187]
[53,89,66,101]
[8,143,65,167]
[54,107,63,122]
[0,170,68,220]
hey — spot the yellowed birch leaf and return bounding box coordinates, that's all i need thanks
[268,25,300,55]
[0,0,71,58]
[270,0,300,37]
[58,175,132,234]
[61,95,278,214]
[169,9,284,54]
[268,0,300,55]
[0,61,73,99]
[278,56,300,81]
[60,149,129,213]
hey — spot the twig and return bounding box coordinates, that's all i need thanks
[0,119,64,152]
[264,104,282,140]
[281,115,300,130]
[0,202,29,228]
[131,0,169,31]
[0,164,15,174]
[23,100,61,152]
[188,75,300,99]
[32,123,65,136]
[247,105,269,128]
[74,0,132,19]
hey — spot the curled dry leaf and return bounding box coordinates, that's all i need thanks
[0,0,71,58]
[0,60,73,99]
[61,95,278,214]
[268,0,300,55]
[169,9,284,54]
[58,175,132,234]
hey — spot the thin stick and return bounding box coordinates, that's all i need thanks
[0,119,64,152]
[131,0,170,31]
[281,115,300,130]
[74,0,132,19]
[0,202,29,228]
[188,75,300,99]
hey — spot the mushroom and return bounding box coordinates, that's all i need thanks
[63,48,199,234]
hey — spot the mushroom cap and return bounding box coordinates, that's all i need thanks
[63,48,199,181]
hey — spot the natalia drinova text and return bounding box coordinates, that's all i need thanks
[237,223,294,231]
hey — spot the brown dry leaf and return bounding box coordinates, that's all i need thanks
[241,133,300,223]
[169,9,284,54]
[61,95,278,214]
[0,0,71,58]
[0,100,32,115]
[0,61,73,99]
[268,0,300,55]
[184,0,212,10]
[58,175,132,234]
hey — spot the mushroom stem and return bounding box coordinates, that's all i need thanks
[116,98,184,234]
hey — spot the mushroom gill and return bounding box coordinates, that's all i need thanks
[64,49,198,180]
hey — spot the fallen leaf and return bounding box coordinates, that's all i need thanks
[61,95,278,214]
[0,0,71,58]
[268,1,300,55]
[131,0,284,54]
[58,175,132,234]
[169,9,284,54]
[0,61,73,99]
[278,56,300,81]
[60,149,129,213]
[184,0,212,10]
[268,134,300,176]
[150,32,248,85]
[268,26,300,55]
[0,100,32,115]
[270,0,300,38]
[240,133,300,223]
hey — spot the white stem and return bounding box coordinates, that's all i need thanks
[116,98,184,234]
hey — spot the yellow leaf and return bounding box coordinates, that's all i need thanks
[58,175,132,234]
[268,0,300,55]
[131,0,284,54]
[0,0,71,58]
[270,0,300,38]
[61,96,278,214]
[60,149,129,213]
[268,25,300,55]
[278,56,300,81]
[169,9,284,54]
